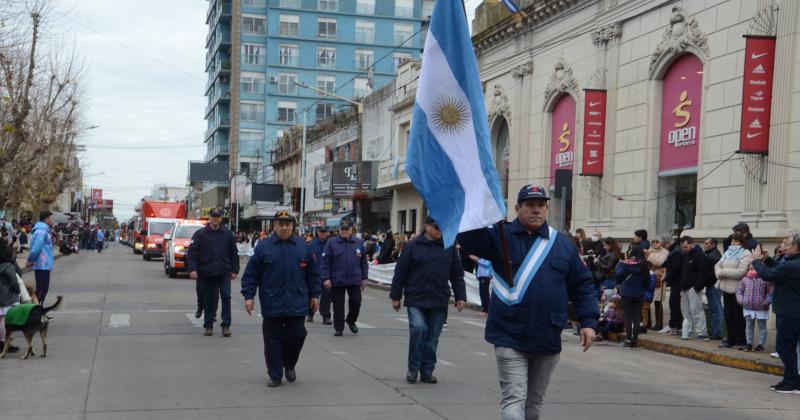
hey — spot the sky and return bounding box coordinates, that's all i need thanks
[53,0,483,221]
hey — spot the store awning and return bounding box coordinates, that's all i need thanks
[325,213,353,228]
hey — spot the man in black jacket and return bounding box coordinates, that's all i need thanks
[703,238,723,340]
[187,208,239,337]
[679,237,709,340]
[663,242,684,335]
[390,216,466,385]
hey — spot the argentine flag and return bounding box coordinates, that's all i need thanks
[406,0,507,248]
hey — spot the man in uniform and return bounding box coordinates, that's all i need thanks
[320,221,369,336]
[241,210,320,388]
[187,208,239,337]
[459,185,598,420]
[307,226,331,324]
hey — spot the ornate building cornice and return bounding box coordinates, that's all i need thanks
[544,57,580,104]
[650,6,710,73]
[488,84,512,124]
[591,22,622,48]
[511,61,533,80]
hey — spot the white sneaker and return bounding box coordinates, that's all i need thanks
[770,352,780,358]
[658,327,671,334]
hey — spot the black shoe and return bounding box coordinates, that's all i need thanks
[195,308,203,319]
[334,330,343,337]
[708,335,723,340]
[744,344,753,352]
[285,369,296,383]
[770,380,786,390]
[203,328,213,336]
[322,316,332,325]
[348,323,359,334]
[420,375,438,384]
[629,342,638,349]
[718,343,733,349]
[755,345,765,352]
[267,378,282,388]
[774,382,800,394]
[406,371,418,384]
[306,314,314,323]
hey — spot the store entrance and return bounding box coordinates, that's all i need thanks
[656,173,697,238]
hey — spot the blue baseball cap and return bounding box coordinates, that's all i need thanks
[517,184,550,203]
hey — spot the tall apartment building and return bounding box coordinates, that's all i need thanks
[204,0,432,188]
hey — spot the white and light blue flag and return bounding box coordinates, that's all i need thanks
[406,0,507,248]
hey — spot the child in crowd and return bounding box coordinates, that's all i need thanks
[735,266,772,352]
[597,294,624,340]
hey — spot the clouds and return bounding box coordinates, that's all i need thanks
[56,0,207,219]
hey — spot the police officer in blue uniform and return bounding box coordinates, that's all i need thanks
[241,210,321,388]
[459,185,598,420]
[307,226,332,324]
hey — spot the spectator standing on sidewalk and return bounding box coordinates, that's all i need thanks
[663,239,684,335]
[646,237,669,331]
[471,254,493,316]
[678,237,710,340]
[307,226,331,324]
[615,246,649,348]
[595,238,622,298]
[320,221,369,337]
[377,231,395,264]
[96,227,105,254]
[715,232,753,349]
[752,231,800,394]
[390,216,466,384]
[27,211,55,305]
[703,238,724,340]
[735,267,772,352]
[723,223,758,252]
[186,208,239,337]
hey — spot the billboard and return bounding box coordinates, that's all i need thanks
[739,35,776,154]
[659,54,703,175]
[549,95,576,185]
[581,89,607,177]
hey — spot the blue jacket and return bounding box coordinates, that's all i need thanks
[458,220,599,355]
[753,253,800,320]
[615,260,648,299]
[96,230,105,242]
[27,222,54,271]
[241,234,321,318]
[186,224,239,277]
[320,235,369,287]
[390,235,466,308]
[309,236,328,263]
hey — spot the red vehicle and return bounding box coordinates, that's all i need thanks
[163,219,206,278]
[141,201,187,261]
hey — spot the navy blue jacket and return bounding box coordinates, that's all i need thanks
[615,260,648,299]
[309,236,328,263]
[186,224,239,277]
[240,234,321,318]
[320,235,369,287]
[458,220,599,355]
[753,253,800,319]
[390,235,467,308]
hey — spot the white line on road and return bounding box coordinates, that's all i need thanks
[472,351,488,358]
[438,358,455,367]
[331,351,347,355]
[461,320,486,328]
[356,322,376,329]
[147,309,193,313]
[185,313,203,328]
[58,310,103,315]
[394,317,408,323]
[109,314,130,328]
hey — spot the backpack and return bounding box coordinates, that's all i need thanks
[643,271,657,303]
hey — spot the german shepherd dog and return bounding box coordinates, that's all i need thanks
[1,296,63,359]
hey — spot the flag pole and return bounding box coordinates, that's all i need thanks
[496,220,514,288]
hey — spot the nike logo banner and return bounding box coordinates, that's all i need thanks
[739,35,776,154]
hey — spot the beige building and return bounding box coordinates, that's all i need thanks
[470,0,800,244]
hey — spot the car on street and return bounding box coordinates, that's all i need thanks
[163,219,206,278]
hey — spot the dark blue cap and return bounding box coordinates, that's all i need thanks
[209,208,224,217]
[340,220,353,229]
[517,184,550,203]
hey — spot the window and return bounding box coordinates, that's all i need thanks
[316,75,335,96]
[316,104,334,120]
[394,23,413,45]
[279,44,299,66]
[409,209,417,233]
[277,73,298,95]
[398,210,407,234]
[239,130,263,156]
[240,101,265,122]
[243,0,266,7]
[317,18,337,40]
[354,77,370,98]
[242,15,266,35]
[318,0,338,11]
[395,0,414,17]
[279,15,300,37]
[317,47,336,68]
[279,0,300,7]
[356,0,375,14]
[399,121,410,154]
[241,72,265,93]
[278,101,297,122]
[242,43,265,65]
[393,53,412,70]
[354,49,373,71]
[355,20,375,43]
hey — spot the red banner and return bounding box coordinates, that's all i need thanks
[582,89,607,176]
[659,54,703,174]
[549,95,576,185]
[739,35,776,154]
[91,188,103,203]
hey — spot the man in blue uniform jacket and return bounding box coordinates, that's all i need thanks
[241,210,321,388]
[307,226,332,324]
[458,184,599,420]
[320,221,369,336]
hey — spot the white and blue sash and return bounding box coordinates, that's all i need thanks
[492,226,558,305]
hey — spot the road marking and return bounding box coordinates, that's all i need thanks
[438,358,455,367]
[59,310,103,315]
[331,351,347,355]
[356,322,376,329]
[109,314,130,328]
[394,317,408,323]
[472,351,488,358]
[461,320,486,328]
[147,309,193,313]
[185,313,203,328]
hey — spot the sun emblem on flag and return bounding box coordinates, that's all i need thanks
[431,96,468,135]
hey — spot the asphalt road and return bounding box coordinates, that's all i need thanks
[0,244,797,420]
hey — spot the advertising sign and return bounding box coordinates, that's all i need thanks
[91,188,103,203]
[659,54,703,175]
[582,89,607,176]
[739,35,776,154]
[549,95,576,185]
[314,163,332,197]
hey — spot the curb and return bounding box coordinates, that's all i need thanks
[637,335,784,377]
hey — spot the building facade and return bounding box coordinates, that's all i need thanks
[204,0,432,194]
[471,0,800,244]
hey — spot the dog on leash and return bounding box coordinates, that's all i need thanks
[1,296,62,359]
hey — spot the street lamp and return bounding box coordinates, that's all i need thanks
[293,82,364,234]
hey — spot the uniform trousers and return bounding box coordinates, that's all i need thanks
[262,316,307,381]
[332,285,362,331]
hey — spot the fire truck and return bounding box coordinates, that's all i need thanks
[139,201,187,261]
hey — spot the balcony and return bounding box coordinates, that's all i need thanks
[377,155,410,190]
[204,116,231,140]
[206,142,230,162]
[204,87,231,117]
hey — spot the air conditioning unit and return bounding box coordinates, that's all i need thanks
[269,76,278,84]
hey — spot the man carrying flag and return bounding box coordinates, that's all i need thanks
[405,0,597,418]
